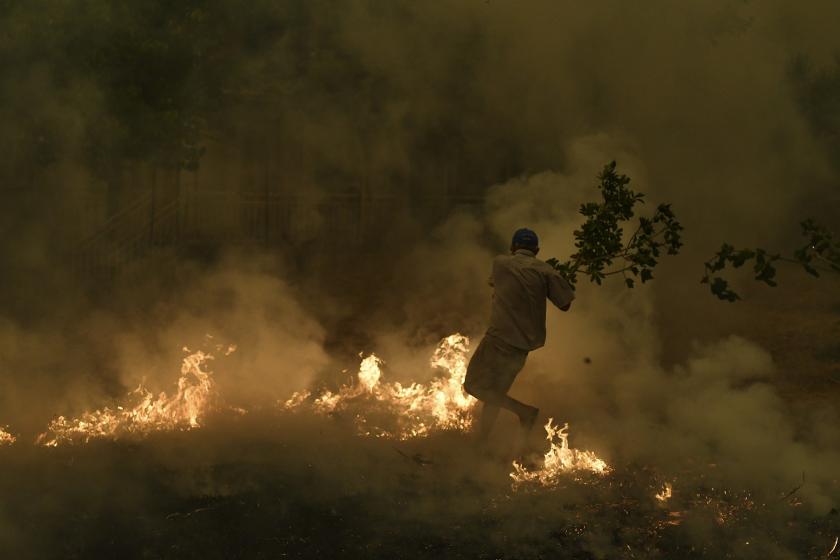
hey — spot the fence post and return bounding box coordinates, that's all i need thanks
[149,167,157,245]
[175,168,181,244]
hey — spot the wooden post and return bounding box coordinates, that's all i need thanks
[149,166,157,245]
[264,139,271,244]
[175,167,181,244]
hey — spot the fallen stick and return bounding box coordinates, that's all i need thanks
[777,471,805,503]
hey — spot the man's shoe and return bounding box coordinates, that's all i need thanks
[519,405,540,434]
[514,449,544,470]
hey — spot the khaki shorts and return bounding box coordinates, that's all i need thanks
[464,334,529,397]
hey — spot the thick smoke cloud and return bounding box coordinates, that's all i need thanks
[424,136,840,512]
[0,249,330,437]
[0,2,838,533]
[109,252,330,405]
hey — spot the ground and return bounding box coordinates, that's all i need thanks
[2,280,838,559]
[1,409,838,560]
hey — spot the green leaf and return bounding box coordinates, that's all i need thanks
[556,161,682,291]
[710,277,740,302]
[731,249,755,267]
[803,264,820,277]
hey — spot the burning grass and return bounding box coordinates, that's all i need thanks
[284,334,476,439]
[36,345,234,447]
[2,332,837,558]
[0,426,15,445]
[1,411,837,559]
[27,334,477,449]
[511,419,610,486]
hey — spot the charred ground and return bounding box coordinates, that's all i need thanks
[1,409,838,560]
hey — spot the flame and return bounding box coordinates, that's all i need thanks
[283,389,311,409]
[0,427,15,446]
[36,348,221,447]
[510,418,609,486]
[655,482,673,502]
[358,354,383,392]
[284,334,476,439]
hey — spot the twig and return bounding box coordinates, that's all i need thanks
[602,265,636,277]
[777,471,805,503]
[813,253,840,268]
[777,256,836,273]
[393,447,433,466]
[828,536,838,557]
[166,503,220,520]
[582,226,671,278]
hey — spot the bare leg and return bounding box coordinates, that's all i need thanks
[477,402,501,442]
[469,387,539,439]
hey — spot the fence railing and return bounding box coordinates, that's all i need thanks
[76,189,485,280]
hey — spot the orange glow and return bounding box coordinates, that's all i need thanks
[284,334,476,439]
[511,418,609,486]
[36,348,225,447]
[0,426,15,446]
[655,482,673,502]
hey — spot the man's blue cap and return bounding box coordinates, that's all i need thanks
[512,228,539,249]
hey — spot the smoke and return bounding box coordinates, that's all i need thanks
[3,0,839,313]
[0,1,839,555]
[108,251,330,406]
[460,136,840,514]
[0,250,330,437]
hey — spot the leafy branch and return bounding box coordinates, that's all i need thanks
[541,161,836,301]
[546,161,684,289]
[701,220,840,301]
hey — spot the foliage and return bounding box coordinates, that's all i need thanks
[546,161,684,290]
[0,0,306,176]
[702,219,840,301]
[543,161,836,302]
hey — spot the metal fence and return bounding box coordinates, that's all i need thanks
[76,187,484,280]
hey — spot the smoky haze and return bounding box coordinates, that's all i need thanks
[0,1,839,553]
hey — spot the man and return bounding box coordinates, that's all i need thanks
[463,228,575,444]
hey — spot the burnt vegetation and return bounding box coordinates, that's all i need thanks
[2,416,839,560]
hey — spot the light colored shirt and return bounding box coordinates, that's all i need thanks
[486,249,575,351]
